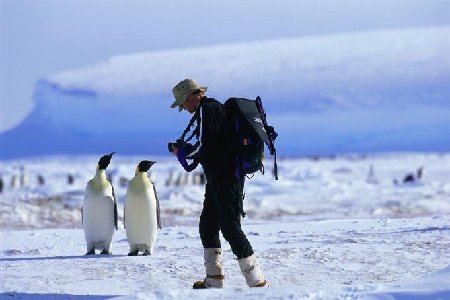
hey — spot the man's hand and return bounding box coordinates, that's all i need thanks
[168,142,179,155]
[171,146,179,156]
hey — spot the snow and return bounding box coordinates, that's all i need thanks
[2,0,449,133]
[1,1,450,298]
[1,153,450,299]
[2,217,450,300]
[46,26,450,101]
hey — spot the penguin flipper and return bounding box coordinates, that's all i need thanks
[114,201,118,230]
[110,181,118,230]
[123,206,126,229]
[153,184,162,229]
[157,197,162,230]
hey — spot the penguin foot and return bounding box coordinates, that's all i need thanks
[100,249,111,255]
[128,250,139,256]
[85,249,96,255]
[142,250,151,256]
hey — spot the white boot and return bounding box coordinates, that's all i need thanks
[193,248,224,289]
[238,254,268,287]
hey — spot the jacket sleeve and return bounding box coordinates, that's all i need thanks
[186,101,225,161]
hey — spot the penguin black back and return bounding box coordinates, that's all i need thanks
[98,152,115,170]
[137,161,156,172]
[417,166,424,179]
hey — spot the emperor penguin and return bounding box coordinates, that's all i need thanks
[82,152,118,255]
[403,166,424,183]
[124,160,161,256]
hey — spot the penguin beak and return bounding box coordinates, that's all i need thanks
[136,160,157,173]
[148,161,157,170]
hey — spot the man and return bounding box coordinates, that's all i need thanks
[169,79,267,288]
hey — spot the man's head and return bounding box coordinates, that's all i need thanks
[171,79,207,113]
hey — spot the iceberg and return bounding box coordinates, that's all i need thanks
[1,26,449,158]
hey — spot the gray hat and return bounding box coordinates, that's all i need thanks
[171,79,207,111]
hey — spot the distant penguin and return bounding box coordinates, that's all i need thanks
[174,173,183,187]
[124,160,161,256]
[37,175,45,186]
[199,172,206,185]
[10,175,18,189]
[403,166,424,183]
[0,175,3,193]
[193,172,201,185]
[67,174,75,185]
[119,176,129,188]
[165,170,176,187]
[185,173,193,186]
[82,152,118,255]
[366,164,379,184]
[19,167,27,188]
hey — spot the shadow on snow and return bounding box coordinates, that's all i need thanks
[0,292,117,299]
[0,254,127,263]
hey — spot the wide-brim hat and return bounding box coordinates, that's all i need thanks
[171,79,207,111]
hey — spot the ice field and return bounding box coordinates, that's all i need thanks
[1,153,449,299]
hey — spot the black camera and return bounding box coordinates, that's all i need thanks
[167,142,178,153]
[167,140,188,153]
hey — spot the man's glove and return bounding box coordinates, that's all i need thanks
[176,145,199,172]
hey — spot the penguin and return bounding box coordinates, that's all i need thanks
[19,166,27,188]
[10,175,18,189]
[199,172,206,185]
[119,176,129,188]
[403,166,424,183]
[393,166,425,185]
[82,152,118,255]
[67,174,75,185]
[124,160,161,256]
[37,174,45,186]
[366,164,379,184]
[165,170,176,187]
[193,172,202,185]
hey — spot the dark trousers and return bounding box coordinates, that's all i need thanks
[199,173,254,259]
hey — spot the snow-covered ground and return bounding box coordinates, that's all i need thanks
[2,217,450,300]
[2,1,449,298]
[1,153,449,299]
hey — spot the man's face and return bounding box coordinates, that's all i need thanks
[181,93,200,113]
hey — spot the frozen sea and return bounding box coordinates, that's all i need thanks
[1,153,449,299]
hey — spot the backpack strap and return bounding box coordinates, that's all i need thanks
[273,149,278,180]
[255,96,278,180]
[179,105,201,143]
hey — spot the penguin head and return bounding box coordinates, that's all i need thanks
[97,152,115,170]
[136,160,156,173]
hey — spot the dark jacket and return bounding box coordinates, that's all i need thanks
[186,97,233,177]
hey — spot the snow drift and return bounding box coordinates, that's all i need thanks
[1,26,449,158]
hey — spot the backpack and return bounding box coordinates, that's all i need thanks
[224,96,278,180]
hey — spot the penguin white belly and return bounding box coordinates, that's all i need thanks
[125,189,158,250]
[83,192,115,250]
